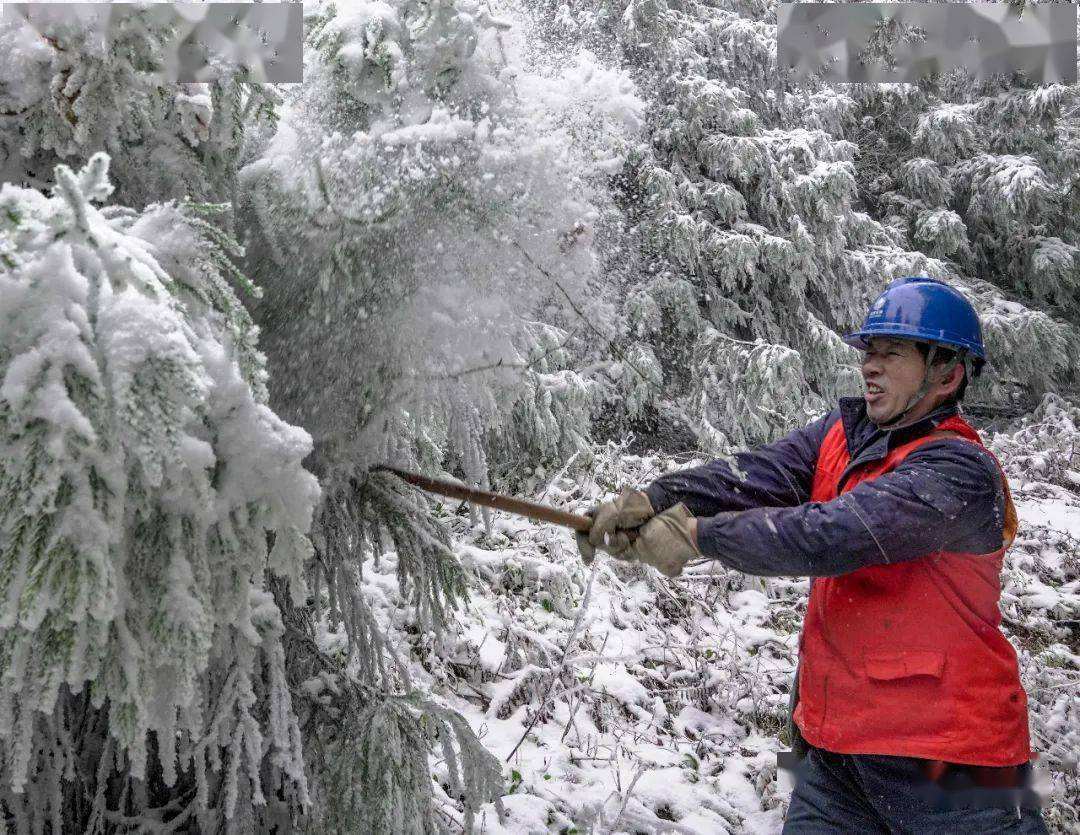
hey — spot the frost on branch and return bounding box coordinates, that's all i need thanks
[300,682,505,834]
[293,464,511,831]
[0,153,319,829]
[913,208,969,259]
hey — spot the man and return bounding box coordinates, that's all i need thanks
[577,276,1047,833]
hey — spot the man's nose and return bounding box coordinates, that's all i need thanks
[862,354,883,375]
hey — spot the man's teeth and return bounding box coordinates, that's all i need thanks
[867,384,884,393]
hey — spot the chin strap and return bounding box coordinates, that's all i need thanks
[876,344,969,431]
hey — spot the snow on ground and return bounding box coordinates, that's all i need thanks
[345,443,1079,833]
[1016,499,1080,540]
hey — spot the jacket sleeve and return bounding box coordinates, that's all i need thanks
[695,439,1006,577]
[643,410,837,517]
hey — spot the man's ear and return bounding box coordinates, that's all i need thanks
[935,361,964,396]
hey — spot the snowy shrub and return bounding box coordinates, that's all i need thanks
[989,393,1080,502]
[988,397,1080,831]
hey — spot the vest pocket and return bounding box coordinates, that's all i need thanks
[864,649,946,680]
[859,649,957,744]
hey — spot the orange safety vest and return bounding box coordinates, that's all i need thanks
[792,414,1033,766]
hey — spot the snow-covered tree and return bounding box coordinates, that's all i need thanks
[0,0,646,826]
[239,0,642,481]
[515,0,891,449]
[0,154,318,829]
[0,149,511,834]
[0,4,279,211]
[232,0,642,826]
[518,0,1079,450]
[851,71,1080,410]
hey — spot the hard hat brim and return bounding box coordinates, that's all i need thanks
[842,325,986,360]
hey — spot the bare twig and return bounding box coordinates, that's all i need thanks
[561,631,609,744]
[604,763,648,834]
[505,558,601,762]
[537,449,582,504]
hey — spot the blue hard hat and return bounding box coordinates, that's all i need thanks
[842,276,986,361]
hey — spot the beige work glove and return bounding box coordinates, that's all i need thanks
[575,488,656,564]
[620,503,701,578]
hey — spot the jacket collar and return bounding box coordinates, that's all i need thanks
[837,396,962,469]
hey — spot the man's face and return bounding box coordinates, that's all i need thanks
[860,337,929,424]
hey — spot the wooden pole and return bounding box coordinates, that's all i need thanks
[373,465,593,533]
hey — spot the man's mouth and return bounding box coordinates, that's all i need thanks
[865,382,885,402]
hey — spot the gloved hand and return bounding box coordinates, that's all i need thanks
[620,502,701,577]
[575,488,656,564]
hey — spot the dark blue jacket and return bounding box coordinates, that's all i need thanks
[644,398,1007,577]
